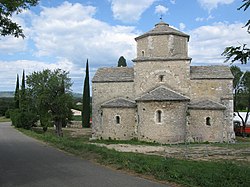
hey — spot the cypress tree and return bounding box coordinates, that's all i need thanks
[82,59,91,128]
[14,74,20,109]
[20,70,26,111]
[117,56,127,67]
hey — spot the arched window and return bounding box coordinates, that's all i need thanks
[206,117,211,126]
[159,75,164,82]
[142,50,145,57]
[156,110,162,123]
[116,116,120,124]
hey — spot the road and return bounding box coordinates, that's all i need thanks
[0,122,167,187]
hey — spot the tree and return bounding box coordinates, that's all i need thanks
[222,0,250,64]
[14,74,20,109]
[26,69,73,136]
[82,60,91,128]
[0,0,39,38]
[231,66,250,136]
[20,70,26,111]
[117,56,127,67]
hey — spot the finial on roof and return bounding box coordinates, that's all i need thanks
[160,14,163,21]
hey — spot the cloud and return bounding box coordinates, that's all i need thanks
[155,5,169,16]
[198,0,235,12]
[0,2,140,93]
[31,2,138,66]
[195,15,214,22]
[188,22,250,65]
[110,0,157,23]
[179,23,186,31]
[170,0,176,4]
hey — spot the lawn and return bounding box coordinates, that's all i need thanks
[18,127,250,187]
[0,116,11,122]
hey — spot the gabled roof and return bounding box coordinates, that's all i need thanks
[188,99,226,110]
[92,67,134,83]
[136,86,190,102]
[190,66,233,79]
[101,98,136,108]
[135,21,189,41]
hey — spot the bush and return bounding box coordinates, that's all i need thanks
[10,109,38,129]
[5,109,10,118]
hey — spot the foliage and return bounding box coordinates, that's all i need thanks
[222,0,250,64]
[238,0,250,33]
[26,69,73,135]
[0,0,39,38]
[9,109,38,129]
[20,70,27,111]
[0,97,14,116]
[19,128,250,187]
[231,66,250,136]
[14,74,19,109]
[117,56,127,67]
[82,60,91,128]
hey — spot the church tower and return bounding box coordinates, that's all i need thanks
[133,21,191,97]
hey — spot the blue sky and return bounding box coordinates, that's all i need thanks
[0,0,249,93]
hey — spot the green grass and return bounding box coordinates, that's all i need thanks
[18,128,250,187]
[0,116,11,122]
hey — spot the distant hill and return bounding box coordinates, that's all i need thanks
[72,92,82,98]
[0,91,14,98]
[0,91,83,98]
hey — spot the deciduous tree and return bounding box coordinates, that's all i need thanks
[0,0,39,38]
[26,69,73,135]
[222,0,250,64]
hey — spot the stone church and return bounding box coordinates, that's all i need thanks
[91,21,235,143]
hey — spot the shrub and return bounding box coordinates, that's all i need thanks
[10,109,38,129]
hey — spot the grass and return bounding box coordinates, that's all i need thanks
[18,127,250,187]
[0,116,11,122]
[72,115,82,121]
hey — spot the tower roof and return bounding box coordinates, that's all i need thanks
[135,21,189,41]
[101,98,136,108]
[136,86,190,102]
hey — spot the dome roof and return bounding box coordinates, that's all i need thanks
[135,21,189,41]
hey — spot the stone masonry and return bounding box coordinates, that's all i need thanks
[91,21,235,143]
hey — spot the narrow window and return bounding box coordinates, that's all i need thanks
[157,110,162,123]
[159,75,164,82]
[142,50,145,57]
[206,117,211,126]
[116,116,120,124]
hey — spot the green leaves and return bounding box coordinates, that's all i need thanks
[222,44,250,64]
[0,0,39,38]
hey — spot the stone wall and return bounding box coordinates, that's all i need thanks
[134,60,191,97]
[137,101,188,143]
[187,109,225,142]
[190,79,233,102]
[136,35,188,58]
[92,82,134,138]
[101,107,136,140]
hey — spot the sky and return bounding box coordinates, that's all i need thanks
[0,0,250,93]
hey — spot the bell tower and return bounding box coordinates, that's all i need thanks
[133,21,191,97]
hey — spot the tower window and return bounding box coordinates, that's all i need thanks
[159,75,164,82]
[156,110,162,123]
[116,115,120,124]
[206,117,211,126]
[141,50,145,57]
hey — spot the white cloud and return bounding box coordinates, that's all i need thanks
[31,2,137,66]
[188,22,250,65]
[195,15,214,22]
[0,2,140,93]
[198,0,235,12]
[179,23,186,31]
[170,0,176,4]
[155,5,169,16]
[110,0,157,23]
